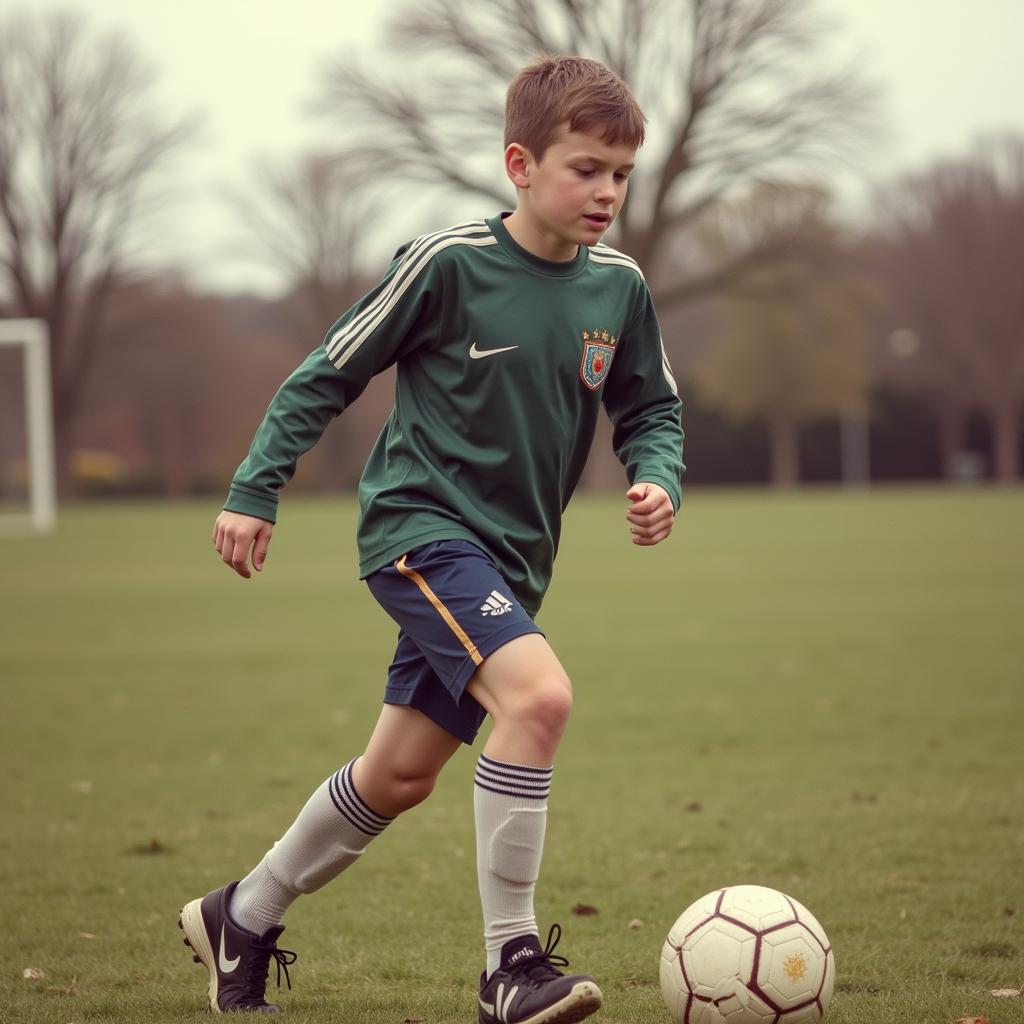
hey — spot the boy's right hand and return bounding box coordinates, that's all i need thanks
[213,510,274,579]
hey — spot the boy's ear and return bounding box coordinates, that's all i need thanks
[504,143,532,189]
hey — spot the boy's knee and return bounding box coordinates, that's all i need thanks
[381,766,439,813]
[356,756,441,817]
[510,672,573,743]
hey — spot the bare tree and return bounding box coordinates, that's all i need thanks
[318,0,878,308]
[0,11,194,492]
[873,136,1024,482]
[694,186,876,487]
[229,154,377,338]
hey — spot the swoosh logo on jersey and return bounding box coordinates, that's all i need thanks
[219,924,240,973]
[469,342,519,360]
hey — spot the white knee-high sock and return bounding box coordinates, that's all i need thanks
[230,758,393,934]
[474,754,553,977]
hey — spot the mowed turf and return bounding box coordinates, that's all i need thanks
[0,487,1021,1024]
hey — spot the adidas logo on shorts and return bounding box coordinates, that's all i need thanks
[480,590,514,616]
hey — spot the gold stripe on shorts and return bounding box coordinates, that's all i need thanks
[395,555,484,666]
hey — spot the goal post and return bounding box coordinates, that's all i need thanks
[0,318,57,534]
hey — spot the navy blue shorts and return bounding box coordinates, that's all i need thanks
[365,539,543,744]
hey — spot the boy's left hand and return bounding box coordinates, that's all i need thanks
[625,482,675,546]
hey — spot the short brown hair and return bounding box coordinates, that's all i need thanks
[504,56,646,160]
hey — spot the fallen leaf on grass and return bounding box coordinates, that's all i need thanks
[628,919,643,929]
[129,837,170,855]
[78,932,96,940]
[22,967,45,980]
[571,903,599,916]
[991,989,1021,998]
[685,801,703,813]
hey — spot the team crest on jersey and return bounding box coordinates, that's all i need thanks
[579,329,617,391]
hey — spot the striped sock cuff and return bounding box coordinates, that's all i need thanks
[328,760,394,836]
[474,754,552,800]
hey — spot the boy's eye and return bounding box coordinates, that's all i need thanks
[614,172,630,183]
[573,167,596,177]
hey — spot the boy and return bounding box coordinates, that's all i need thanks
[179,55,684,1023]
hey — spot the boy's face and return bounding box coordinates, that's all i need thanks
[505,127,636,261]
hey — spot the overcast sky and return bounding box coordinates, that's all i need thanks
[10,0,1024,294]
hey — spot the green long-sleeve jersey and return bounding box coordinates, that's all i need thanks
[225,214,684,614]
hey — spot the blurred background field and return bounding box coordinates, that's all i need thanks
[1,489,1021,1023]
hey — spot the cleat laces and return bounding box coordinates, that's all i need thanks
[243,939,298,1004]
[514,924,571,983]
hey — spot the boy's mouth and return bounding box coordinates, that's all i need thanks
[583,212,611,228]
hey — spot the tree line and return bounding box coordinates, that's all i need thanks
[1,3,1021,499]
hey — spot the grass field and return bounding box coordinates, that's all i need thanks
[1,488,1022,1024]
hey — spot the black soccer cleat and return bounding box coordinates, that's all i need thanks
[178,880,297,1014]
[478,924,602,1024]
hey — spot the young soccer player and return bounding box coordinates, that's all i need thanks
[179,55,684,1023]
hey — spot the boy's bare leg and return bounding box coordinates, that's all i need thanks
[352,703,463,816]
[468,633,572,767]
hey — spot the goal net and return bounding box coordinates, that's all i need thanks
[0,319,56,534]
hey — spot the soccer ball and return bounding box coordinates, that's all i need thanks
[660,884,835,1023]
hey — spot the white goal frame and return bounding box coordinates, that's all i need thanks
[1,318,57,534]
